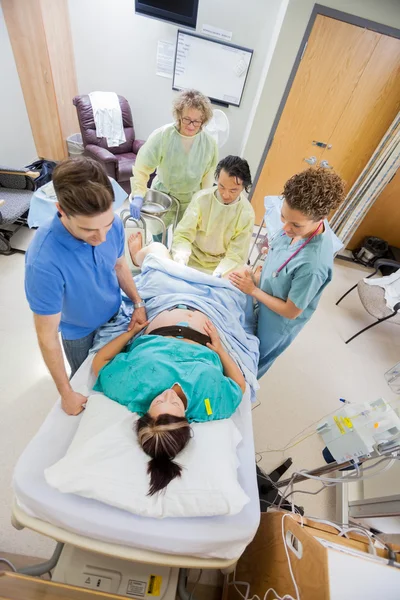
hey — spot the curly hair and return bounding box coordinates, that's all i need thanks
[283,168,346,221]
[172,89,213,127]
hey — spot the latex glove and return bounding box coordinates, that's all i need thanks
[130,195,144,220]
[173,249,191,266]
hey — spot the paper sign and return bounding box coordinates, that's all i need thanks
[156,40,175,79]
[202,24,232,41]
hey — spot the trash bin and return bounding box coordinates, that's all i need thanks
[66,133,84,156]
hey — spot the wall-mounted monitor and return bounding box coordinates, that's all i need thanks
[135,0,199,29]
[173,30,253,107]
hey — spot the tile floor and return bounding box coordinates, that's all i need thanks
[1,225,400,559]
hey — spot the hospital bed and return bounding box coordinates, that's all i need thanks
[12,269,260,598]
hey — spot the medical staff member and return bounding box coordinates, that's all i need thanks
[130,89,218,225]
[171,156,254,276]
[229,168,345,379]
[25,157,146,416]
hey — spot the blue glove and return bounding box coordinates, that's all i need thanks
[130,195,144,220]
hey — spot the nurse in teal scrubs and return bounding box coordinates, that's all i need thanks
[229,168,345,379]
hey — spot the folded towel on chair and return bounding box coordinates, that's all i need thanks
[89,91,126,147]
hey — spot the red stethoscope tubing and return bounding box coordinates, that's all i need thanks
[272,222,323,278]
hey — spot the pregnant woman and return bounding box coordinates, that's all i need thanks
[92,303,245,496]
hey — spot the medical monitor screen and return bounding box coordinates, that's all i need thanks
[135,0,199,29]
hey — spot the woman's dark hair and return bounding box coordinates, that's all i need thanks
[136,413,191,496]
[215,155,252,193]
[283,168,346,221]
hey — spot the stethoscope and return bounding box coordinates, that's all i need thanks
[271,221,323,278]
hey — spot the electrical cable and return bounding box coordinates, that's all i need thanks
[188,569,202,600]
[227,514,299,600]
[256,405,345,455]
[275,455,399,510]
[0,558,17,572]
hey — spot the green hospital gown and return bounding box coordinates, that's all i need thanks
[257,229,333,379]
[93,335,243,422]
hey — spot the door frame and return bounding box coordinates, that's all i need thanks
[249,4,400,204]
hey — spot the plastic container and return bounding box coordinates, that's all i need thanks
[67,133,84,156]
[385,362,400,395]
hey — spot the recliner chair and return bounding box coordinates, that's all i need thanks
[0,166,37,255]
[72,94,146,193]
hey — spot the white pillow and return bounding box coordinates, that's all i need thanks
[45,394,249,519]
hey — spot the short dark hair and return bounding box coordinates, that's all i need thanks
[283,168,345,221]
[215,156,252,193]
[136,413,191,496]
[53,157,113,217]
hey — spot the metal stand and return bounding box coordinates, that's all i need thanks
[257,459,303,513]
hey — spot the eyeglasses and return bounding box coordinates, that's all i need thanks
[181,117,203,127]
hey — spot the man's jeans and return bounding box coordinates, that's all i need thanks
[62,331,96,379]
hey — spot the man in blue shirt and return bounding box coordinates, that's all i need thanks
[25,158,146,416]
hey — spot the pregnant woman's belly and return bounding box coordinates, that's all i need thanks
[146,308,209,340]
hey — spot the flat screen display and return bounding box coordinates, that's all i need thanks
[135,0,199,29]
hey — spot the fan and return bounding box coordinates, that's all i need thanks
[206,109,230,148]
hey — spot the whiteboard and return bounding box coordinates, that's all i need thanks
[173,30,253,107]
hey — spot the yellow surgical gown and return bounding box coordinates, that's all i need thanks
[131,123,218,225]
[171,188,255,275]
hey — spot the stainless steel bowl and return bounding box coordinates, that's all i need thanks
[141,190,172,217]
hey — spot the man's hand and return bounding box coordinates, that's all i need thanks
[61,390,88,416]
[204,320,223,354]
[229,269,257,296]
[128,306,147,330]
[127,319,149,338]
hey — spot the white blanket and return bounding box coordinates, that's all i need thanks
[364,269,400,310]
[45,393,250,519]
[89,91,126,147]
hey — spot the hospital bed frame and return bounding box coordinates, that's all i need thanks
[11,500,237,599]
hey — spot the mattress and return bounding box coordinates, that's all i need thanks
[13,358,260,560]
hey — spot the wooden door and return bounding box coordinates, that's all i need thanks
[318,34,400,190]
[347,170,400,250]
[251,14,400,225]
[251,15,380,223]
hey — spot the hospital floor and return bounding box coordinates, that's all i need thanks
[1,228,400,560]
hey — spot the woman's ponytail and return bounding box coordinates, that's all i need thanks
[136,413,191,495]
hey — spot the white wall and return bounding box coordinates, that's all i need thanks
[67,0,284,165]
[0,4,37,166]
[243,0,400,175]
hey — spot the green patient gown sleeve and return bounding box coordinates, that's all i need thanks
[171,196,201,261]
[214,204,255,276]
[288,267,327,310]
[130,128,164,198]
[220,376,244,416]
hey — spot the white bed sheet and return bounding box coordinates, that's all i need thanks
[13,357,260,560]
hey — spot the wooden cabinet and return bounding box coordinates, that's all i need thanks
[2,0,79,161]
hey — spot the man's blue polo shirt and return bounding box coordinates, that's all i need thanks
[25,213,125,340]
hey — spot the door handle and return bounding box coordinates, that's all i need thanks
[320,160,333,169]
[303,156,317,165]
